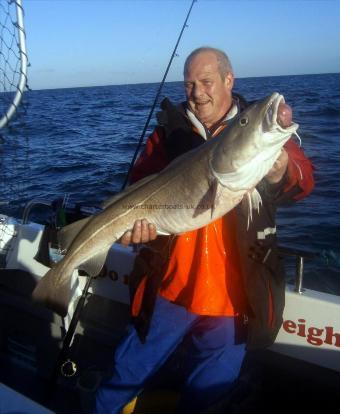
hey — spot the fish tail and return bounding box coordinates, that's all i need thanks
[31,263,73,317]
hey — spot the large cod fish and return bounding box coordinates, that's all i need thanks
[32,92,298,316]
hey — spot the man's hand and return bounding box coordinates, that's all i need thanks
[265,149,289,184]
[120,219,157,246]
[265,101,292,184]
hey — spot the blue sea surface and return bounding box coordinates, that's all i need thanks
[1,73,340,293]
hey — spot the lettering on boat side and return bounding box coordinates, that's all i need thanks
[282,319,340,347]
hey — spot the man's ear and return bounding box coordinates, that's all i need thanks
[225,72,234,90]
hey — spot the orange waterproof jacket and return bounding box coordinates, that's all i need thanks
[129,97,314,344]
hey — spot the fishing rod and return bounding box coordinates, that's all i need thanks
[121,0,197,190]
[48,0,197,392]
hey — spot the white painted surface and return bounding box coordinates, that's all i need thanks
[2,215,340,372]
[272,285,340,371]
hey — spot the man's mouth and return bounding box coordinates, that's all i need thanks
[195,101,210,107]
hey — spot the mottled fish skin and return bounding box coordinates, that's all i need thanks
[32,92,298,316]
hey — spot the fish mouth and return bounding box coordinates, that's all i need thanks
[263,92,298,135]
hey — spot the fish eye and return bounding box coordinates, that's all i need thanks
[239,117,248,126]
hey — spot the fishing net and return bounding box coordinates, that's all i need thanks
[0,0,29,230]
[0,0,28,129]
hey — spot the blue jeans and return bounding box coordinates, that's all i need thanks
[94,295,245,414]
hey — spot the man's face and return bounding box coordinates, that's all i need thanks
[184,51,234,129]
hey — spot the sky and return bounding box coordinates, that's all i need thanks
[18,0,340,90]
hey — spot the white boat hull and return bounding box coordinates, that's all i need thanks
[1,213,340,375]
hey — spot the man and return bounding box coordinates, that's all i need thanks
[95,47,314,413]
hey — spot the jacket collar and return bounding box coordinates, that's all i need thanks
[185,100,239,140]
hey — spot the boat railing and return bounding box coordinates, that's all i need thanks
[19,198,331,297]
[22,199,53,224]
[278,246,316,294]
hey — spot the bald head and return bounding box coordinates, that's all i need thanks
[184,47,233,81]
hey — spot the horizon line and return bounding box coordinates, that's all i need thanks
[27,71,340,92]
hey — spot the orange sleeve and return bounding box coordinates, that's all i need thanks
[283,138,315,200]
[130,126,170,184]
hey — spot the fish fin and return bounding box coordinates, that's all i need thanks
[32,263,72,317]
[209,178,218,219]
[156,229,171,236]
[247,192,253,229]
[210,178,226,220]
[78,249,110,277]
[101,174,158,209]
[251,188,263,213]
[294,131,302,147]
[58,216,91,252]
[209,178,228,220]
[243,188,262,229]
[193,178,220,218]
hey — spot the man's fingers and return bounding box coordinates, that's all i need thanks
[140,220,157,243]
[272,158,283,171]
[266,149,289,183]
[120,230,132,247]
[120,219,157,245]
[131,220,142,244]
[148,223,157,241]
[140,219,150,243]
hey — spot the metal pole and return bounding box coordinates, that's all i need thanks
[49,275,94,385]
[121,0,197,190]
[294,256,305,294]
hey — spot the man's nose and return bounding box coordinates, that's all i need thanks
[192,83,204,99]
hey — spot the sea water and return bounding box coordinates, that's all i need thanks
[1,73,340,293]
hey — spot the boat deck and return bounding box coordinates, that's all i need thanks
[1,266,340,413]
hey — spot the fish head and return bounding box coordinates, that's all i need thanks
[211,92,299,188]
